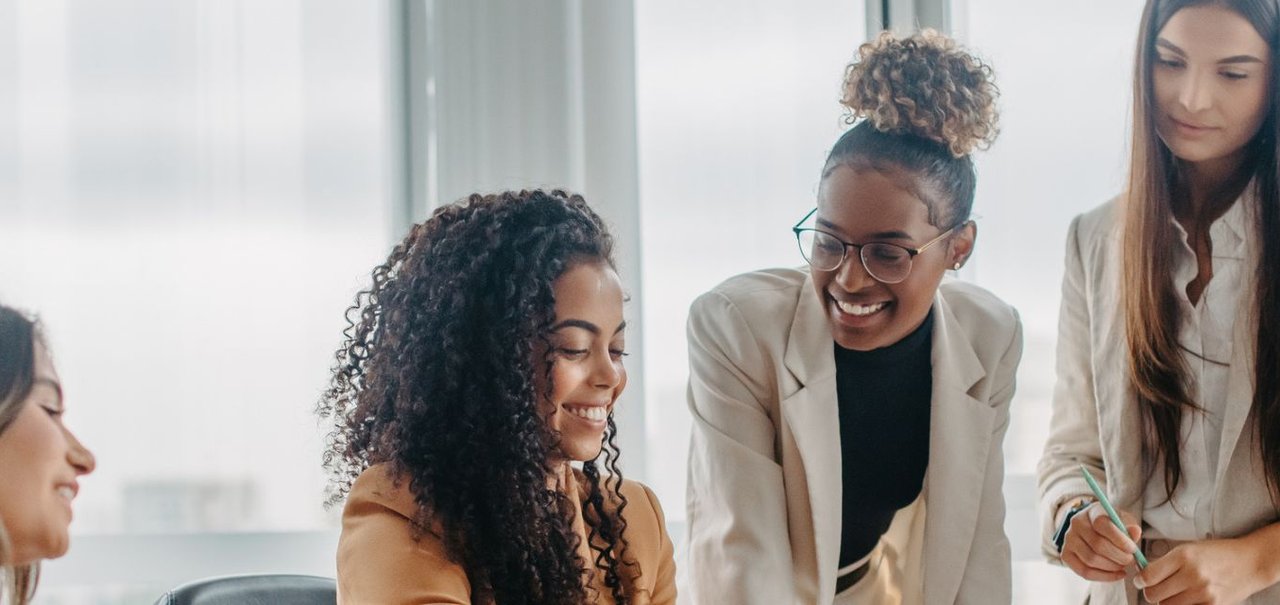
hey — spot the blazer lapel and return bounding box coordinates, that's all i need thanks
[1214,231,1259,494]
[781,273,843,599]
[922,291,993,605]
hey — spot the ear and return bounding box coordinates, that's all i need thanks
[948,220,976,269]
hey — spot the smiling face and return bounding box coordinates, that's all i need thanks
[810,164,974,351]
[537,261,627,462]
[0,344,95,565]
[1152,4,1272,167]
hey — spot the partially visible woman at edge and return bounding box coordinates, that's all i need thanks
[685,30,1020,604]
[320,189,676,604]
[0,305,96,605]
[1039,0,1280,603]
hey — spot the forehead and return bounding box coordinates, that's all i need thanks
[32,342,59,383]
[1158,5,1270,59]
[551,262,624,322]
[817,164,935,238]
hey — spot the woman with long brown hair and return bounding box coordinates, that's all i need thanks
[1039,0,1280,603]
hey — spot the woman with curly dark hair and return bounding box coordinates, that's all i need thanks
[321,189,675,604]
[685,30,1020,604]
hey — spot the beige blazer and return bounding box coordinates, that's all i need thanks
[1037,199,1280,604]
[685,267,1022,605]
[337,464,677,604]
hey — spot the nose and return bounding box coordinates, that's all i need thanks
[64,427,96,476]
[1178,69,1211,114]
[833,249,877,291]
[592,351,624,391]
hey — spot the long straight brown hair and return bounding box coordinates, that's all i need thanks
[1124,0,1280,501]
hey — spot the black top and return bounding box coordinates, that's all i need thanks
[835,309,934,568]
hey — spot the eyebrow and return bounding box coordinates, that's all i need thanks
[1156,39,1265,65]
[815,218,913,241]
[33,378,64,407]
[550,319,627,335]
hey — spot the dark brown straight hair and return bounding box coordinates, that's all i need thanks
[0,304,42,604]
[1124,0,1280,501]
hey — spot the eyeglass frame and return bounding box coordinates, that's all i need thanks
[790,207,966,284]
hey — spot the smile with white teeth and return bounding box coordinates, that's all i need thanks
[56,486,75,501]
[836,300,889,316]
[564,405,608,422]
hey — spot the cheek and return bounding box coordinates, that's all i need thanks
[613,365,628,400]
[1151,70,1178,113]
[1237,86,1270,135]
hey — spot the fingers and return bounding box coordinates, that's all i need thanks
[1087,505,1141,559]
[1062,510,1132,579]
[1135,551,1187,603]
[1062,549,1128,582]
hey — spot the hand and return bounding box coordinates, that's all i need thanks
[1061,503,1142,582]
[1135,538,1267,605]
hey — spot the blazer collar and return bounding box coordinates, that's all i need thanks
[782,276,985,391]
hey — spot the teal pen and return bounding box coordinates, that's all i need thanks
[1079,464,1149,569]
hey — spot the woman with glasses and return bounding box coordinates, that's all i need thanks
[1039,1,1280,603]
[685,30,1020,604]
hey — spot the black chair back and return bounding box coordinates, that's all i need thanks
[154,574,336,605]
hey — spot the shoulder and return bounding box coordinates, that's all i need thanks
[691,267,807,319]
[1071,195,1124,249]
[938,279,1020,336]
[614,478,673,566]
[344,463,421,521]
[688,267,806,343]
[337,465,472,603]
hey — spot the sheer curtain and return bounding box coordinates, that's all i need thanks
[635,0,867,527]
[0,0,397,600]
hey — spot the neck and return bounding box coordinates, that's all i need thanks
[1178,147,1253,222]
[548,459,573,491]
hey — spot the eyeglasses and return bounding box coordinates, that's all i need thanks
[791,207,960,284]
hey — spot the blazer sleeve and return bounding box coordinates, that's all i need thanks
[1036,214,1105,560]
[336,470,471,605]
[959,309,1021,604]
[685,290,797,605]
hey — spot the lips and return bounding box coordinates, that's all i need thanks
[56,482,78,502]
[1168,116,1217,136]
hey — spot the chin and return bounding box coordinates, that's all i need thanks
[564,444,605,462]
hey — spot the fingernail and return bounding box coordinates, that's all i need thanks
[1132,577,1145,590]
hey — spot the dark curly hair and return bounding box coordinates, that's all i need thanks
[827,28,1001,230]
[319,189,636,604]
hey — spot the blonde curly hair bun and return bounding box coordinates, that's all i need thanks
[841,29,999,157]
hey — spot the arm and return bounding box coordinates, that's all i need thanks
[1036,214,1107,559]
[685,290,796,605]
[959,310,1022,604]
[336,472,471,605]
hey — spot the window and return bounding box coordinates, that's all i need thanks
[1,0,397,599]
